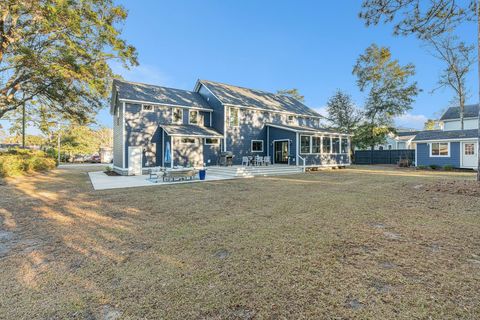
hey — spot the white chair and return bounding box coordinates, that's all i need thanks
[255,155,264,166]
[263,156,271,166]
[242,156,249,166]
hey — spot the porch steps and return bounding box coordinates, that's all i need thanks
[207,165,303,178]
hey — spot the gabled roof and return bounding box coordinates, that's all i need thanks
[160,124,223,138]
[197,80,321,118]
[111,79,212,114]
[413,129,479,142]
[265,123,350,136]
[440,104,479,121]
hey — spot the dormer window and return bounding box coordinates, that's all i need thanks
[142,104,154,112]
[172,108,183,124]
[287,115,294,123]
[189,110,199,125]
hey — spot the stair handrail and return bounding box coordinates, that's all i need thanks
[298,155,306,172]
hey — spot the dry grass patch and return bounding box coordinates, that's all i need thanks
[0,165,479,319]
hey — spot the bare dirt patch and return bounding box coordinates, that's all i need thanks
[424,179,480,197]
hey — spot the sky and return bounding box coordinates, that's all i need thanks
[2,0,478,134]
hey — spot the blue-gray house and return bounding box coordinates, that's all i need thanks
[413,105,479,170]
[110,79,351,175]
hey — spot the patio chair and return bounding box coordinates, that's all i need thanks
[255,155,264,166]
[242,156,249,166]
[263,156,271,166]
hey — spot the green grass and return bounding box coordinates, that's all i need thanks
[0,165,479,319]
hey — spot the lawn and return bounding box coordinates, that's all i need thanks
[1,166,479,319]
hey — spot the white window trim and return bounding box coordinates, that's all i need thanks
[142,104,154,112]
[251,140,264,152]
[429,142,450,157]
[311,136,321,154]
[180,137,196,145]
[204,138,220,145]
[172,107,183,124]
[322,136,331,154]
[229,107,240,127]
[189,109,199,125]
[287,115,295,123]
[300,135,311,154]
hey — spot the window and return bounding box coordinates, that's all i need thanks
[229,107,239,127]
[322,136,331,153]
[430,142,449,157]
[312,136,321,153]
[189,110,198,124]
[341,138,349,154]
[180,137,195,144]
[287,115,294,123]
[142,104,154,112]
[172,108,183,124]
[205,138,219,145]
[251,140,264,152]
[465,143,475,155]
[388,144,392,150]
[332,137,340,153]
[300,135,311,154]
[378,146,384,151]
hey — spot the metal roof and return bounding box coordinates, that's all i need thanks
[198,80,322,118]
[160,124,223,138]
[111,79,212,113]
[265,123,349,135]
[413,129,479,142]
[440,104,479,120]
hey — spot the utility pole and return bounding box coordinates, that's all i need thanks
[57,129,61,164]
[22,103,26,148]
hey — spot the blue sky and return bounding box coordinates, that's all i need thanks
[2,1,478,134]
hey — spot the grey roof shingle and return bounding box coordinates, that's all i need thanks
[160,124,223,137]
[413,129,479,141]
[113,79,212,110]
[440,104,479,120]
[198,80,321,117]
[396,131,419,137]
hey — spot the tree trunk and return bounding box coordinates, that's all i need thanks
[477,0,480,181]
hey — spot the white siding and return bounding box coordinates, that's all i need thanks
[443,119,478,130]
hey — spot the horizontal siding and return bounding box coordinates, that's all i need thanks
[416,142,460,167]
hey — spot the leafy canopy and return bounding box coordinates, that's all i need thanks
[0,0,138,121]
[276,89,305,102]
[352,44,419,148]
[325,90,363,134]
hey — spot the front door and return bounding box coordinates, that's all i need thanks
[274,141,289,164]
[462,142,478,168]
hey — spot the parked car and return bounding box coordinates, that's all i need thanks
[89,155,101,163]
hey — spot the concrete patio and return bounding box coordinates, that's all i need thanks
[88,171,234,190]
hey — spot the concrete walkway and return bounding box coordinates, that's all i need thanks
[88,171,235,190]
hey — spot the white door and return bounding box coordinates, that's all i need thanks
[461,142,478,168]
[128,146,143,175]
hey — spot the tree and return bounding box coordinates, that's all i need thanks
[427,35,476,130]
[352,44,419,149]
[276,89,305,102]
[359,0,475,39]
[325,90,363,133]
[424,119,437,130]
[0,0,138,121]
[359,0,480,180]
[58,125,112,158]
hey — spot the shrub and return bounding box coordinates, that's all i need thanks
[443,164,454,171]
[429,164,439,170]
[417,165,428,170]
[0,148,56,177]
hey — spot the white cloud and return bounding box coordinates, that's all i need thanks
[394,113,428,130]
[110,62,170,86]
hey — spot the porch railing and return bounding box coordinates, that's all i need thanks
[298,155,306,172]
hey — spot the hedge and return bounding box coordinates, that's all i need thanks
[0,148,57,178]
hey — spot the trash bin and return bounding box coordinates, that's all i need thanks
[199,169,206,180]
